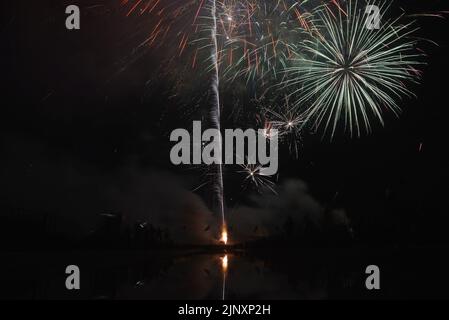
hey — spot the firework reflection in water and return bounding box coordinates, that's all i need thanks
[221,254,228,300]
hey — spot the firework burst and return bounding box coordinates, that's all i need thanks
[283,0,423,138]
[121,0,329,85]
[239,163,277,194]
[201,0,318,84]
[263,95,305,157]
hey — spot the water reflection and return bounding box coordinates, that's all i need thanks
[120,252,319,299]
[0,249,410,299]
[221,255,227,300]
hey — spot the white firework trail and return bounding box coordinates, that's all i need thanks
[210,0,226,237]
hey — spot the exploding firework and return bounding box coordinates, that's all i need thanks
[239,163,277,194]
[263,95,305,157]
[121,0,329,85]
[283,0,423,138]
[116,0,438,246]
[198,0,319,84]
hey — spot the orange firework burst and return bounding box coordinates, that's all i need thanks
[119,0,343,83]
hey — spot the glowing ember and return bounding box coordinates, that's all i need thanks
[221,229,228,245]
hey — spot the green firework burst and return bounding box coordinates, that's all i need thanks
[283,0,423,138]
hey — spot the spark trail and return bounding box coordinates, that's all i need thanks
[210,0,227,242]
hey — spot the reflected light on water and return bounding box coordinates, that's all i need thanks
[221,254,228,271]
[221,254,228,300]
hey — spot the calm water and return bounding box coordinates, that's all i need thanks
[1,247,448,299]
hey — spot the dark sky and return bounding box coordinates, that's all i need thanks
[1,0,449,244]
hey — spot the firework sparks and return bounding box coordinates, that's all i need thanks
[239,163,277,194]
[116,0,440,247]
[263,95,305,157]
[121,0,330,85]
[207,0,318,84]
[283,0,423,138]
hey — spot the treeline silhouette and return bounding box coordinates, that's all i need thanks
[0,206,173,251]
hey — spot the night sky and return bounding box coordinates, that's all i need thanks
[1,0,449,247]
